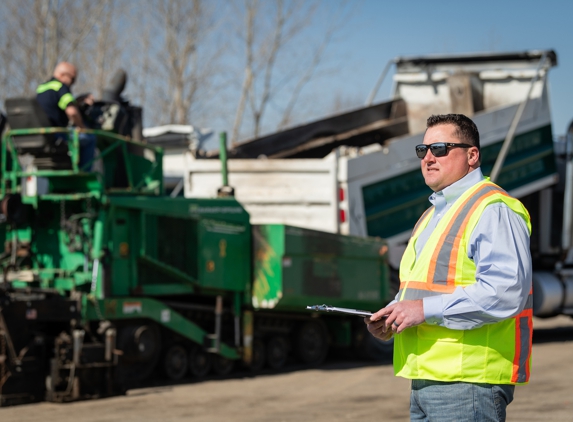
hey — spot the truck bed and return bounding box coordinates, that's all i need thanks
[185,50,558,266]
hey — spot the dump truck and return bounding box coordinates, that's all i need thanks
[184,49,573,319]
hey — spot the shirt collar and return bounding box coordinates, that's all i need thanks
[429,168,485,206]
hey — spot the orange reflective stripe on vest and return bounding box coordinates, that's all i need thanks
[427,183,508,287]
[512,289,533,383]
[399,281,455,296]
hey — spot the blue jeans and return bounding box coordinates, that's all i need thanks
[64,132,96,170]
[410,380,515,422]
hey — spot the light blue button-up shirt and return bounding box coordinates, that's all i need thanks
[412,168,532,330]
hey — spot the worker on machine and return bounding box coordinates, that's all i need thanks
[36,61,96,170]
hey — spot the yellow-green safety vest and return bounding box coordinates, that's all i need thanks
[395,179,533,385]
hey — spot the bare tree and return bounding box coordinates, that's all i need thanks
[77,0,125,98]
[231,0,256,143]
[102,1,157,122]
[0,0,113,99]
[277,21,335,130]
[231,0,353,143]
[0,0,356,134]
[146,0,225,126]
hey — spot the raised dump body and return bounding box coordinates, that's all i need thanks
[221,98,408,159]
[185,50,558,266]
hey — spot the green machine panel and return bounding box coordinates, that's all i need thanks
[198,218,250,291]
[252,225,390,312]
[107,196,251,295]
[363,124,557,239]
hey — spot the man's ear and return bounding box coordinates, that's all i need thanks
[468,147,480,166]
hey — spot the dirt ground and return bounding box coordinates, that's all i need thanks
[1,316,572,422]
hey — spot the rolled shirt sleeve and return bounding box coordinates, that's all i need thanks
[423,203,532,330]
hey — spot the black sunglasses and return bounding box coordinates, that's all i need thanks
[415,142,474,159]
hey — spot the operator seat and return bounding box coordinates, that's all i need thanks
[4,98,71,170]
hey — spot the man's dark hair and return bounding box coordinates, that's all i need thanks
[426,114,480,150]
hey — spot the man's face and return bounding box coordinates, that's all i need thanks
[60,69,76,87]
[420,123,478,192]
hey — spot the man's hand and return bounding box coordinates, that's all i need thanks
[77,93,95,107]
[83,93,94,106]
[65,104,86,128]
[364,316,394,341]
[364,299,425,337]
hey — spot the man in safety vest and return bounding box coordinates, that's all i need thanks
[36,62,96,170]
[365,114,532,421]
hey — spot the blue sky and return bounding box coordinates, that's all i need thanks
[334,0,573,136]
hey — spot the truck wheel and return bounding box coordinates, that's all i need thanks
[115,322,161,384]
[250,338,266,372]
[188,345,212,378]
[163,344,188,381]
[212,356,235,376]
[353,323,393,361]
[295,320,328,365]
[266,335,289,370]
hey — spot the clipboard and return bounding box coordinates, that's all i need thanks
[306,304,375,318]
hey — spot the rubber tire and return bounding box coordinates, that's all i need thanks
[353,322,393,361]
[188,345,212,378]
[266,336,289,370]
[163,344,189,381]
[295,320,328,365]
[115,322,161,385]
[250,338,266,372]
[212,356,235,376]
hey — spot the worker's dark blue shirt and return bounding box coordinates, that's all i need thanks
[36,78,75,127]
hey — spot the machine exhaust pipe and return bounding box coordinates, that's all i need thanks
[102,69,127,103]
